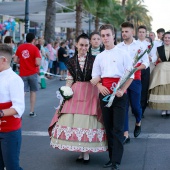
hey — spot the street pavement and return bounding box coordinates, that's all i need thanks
[20,77,170,170]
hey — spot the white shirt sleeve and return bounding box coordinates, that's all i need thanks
[9,76,25,118]
[92,54,102,78]
[149,44,157,63]
[123,52,134,79]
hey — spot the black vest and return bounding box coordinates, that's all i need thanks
[157,45,170,62]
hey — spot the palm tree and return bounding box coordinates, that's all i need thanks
[65,0,83,36]
[83,0,113,31]
[124,0,152,31]
[102,0,124,30]
[44,0,56,43]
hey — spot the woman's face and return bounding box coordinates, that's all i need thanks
[164,34,170,45]
[76,38,89,56]
[90,34,101,48]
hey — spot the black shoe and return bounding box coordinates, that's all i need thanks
[103,160,112,168]
[134,125,141,137]
[111,164,120,170]
[161,114,166,119]
[123,136,130,144]
[76,158,83,162]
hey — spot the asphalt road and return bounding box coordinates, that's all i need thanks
[20,77,170,170]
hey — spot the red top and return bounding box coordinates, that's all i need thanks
[16,43,41,76]
[102,78,120,93]
[0,102,21,132]
[134,63,141,80]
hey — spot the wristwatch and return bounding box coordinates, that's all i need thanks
[0,110,4,118]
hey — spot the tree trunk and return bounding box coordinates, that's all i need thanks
[95,17,99,32]
[44,0,56,43]
[122,0,126,12]
[75,0,83,37]
[66,28,72,40]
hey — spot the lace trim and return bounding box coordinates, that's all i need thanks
[52,125,106,142]
[50,142,108,152]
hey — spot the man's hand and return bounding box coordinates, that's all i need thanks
[97,84,110,96]
[116,89,124,97]
[90,77,101,86]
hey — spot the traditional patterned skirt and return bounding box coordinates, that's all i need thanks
[49,82,107,153]
[148,62,170,110]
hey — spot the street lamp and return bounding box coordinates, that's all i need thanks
[25,0,29,34]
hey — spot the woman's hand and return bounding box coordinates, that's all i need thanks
[90,77,101,86]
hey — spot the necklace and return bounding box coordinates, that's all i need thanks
[76,54,88,81]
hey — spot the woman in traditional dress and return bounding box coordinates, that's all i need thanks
[148,32,170,117]
[49,33,107,163]
[88,32,104,58]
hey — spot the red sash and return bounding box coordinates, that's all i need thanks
[134,63,141,80]
[0,102,21,132]
[101,78,120,93]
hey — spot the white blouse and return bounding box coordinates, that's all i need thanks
[0,68,25,118]
[92,46,134,78]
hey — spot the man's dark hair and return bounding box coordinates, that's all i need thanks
[90,31,100,40]
[156,28,165,34]
[4,36,13,44]
[99,24,115,34]
[26,33,35,43]
[0,44,12,63]
[60,41,66,46]
[121,22,134,29]
[76,33,89,43]
[138,25,147,31]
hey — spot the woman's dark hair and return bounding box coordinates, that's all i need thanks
[90,32,100,40]
[162,32,170,40]
[76,33,89,43]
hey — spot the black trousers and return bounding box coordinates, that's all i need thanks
[100,93,127,165]
[141,67,150,114]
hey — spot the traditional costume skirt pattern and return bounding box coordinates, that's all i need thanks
[50,82,107,152]
[148,62,170,110]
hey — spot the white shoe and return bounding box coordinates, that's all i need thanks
[161,110,166,115]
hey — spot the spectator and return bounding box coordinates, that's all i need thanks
[14,33,41,117]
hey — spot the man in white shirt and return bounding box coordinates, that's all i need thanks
[117,22,149,142]
[92,24,133,170]
[0,44,25,170]
[155,28,165,48]
[137,25,157,117]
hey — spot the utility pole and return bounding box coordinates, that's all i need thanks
[25,0,29,34]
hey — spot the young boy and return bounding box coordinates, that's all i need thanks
[0,44,25,169]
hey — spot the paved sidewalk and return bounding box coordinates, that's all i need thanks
[20,78,170,170]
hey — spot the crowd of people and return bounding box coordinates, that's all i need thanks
[0,21,170,170]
